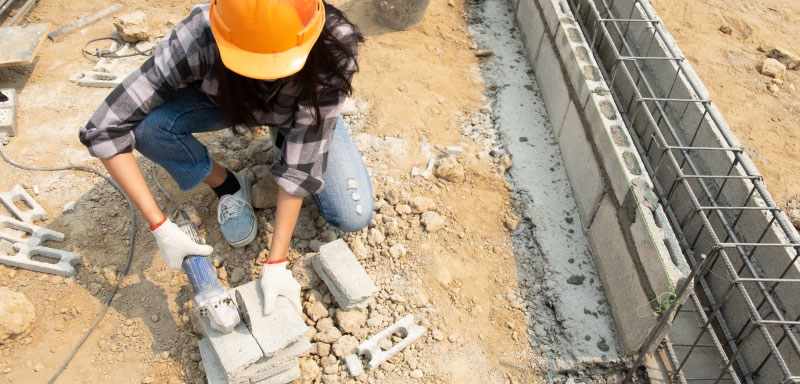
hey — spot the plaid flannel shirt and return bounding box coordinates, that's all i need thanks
[79,3,358,197]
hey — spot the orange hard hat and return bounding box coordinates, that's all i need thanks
[209,0,326,80]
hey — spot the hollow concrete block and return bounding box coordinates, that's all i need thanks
[0,185,47,223]
[0,215,65,246]
[355,314,425,370]
[313,239,377,310]
[558,104,604,226]
[0,243,81,276]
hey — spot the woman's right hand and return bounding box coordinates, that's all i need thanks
[150,217,213,269]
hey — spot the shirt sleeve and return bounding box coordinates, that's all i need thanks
[78,5,214,159]
[270,21,359,197]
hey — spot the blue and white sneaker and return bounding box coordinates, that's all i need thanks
[217,172,257,248]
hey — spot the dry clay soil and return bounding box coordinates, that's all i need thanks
[650,0,800,209]
[0,0,541,383]
[2,0,798,383]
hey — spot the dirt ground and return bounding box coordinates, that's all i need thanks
[3,0,793,383]
[0,0,544,383]
[649,0,800,213]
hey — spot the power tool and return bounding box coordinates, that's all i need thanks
[173,209,252,333]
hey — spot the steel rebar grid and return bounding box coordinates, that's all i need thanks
[561,0,800,382]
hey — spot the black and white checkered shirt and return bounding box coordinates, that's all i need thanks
[79,3,358,197]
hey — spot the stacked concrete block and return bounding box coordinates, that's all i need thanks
[0,88,16,136]
[345,315,426,375]
[313,239,377,310]
[198,280,309,384]
[514,0,691,356]
[0,214,84,276]
[0,185,47,223]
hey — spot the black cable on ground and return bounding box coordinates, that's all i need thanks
[0,140,137,384]
[82,36,155,59]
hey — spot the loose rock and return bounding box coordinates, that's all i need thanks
[409,196,435,214]
[434,157,466,183]
[768,47,800,70]
[300,359,320,379]
[306,300,329,322]
[332,334,359,358]
[367,228,385,246]
[388,243,407,258]
[113,12,151,43]
[251,177,278,209]
[0,287,35,341]
[760,58,786,79]
[335,308,367,334]
[421,211,445,232]
[291,253,321,289]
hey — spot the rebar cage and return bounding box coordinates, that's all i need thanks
[561,0,800,382]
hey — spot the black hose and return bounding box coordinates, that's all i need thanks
[0,141,137,384]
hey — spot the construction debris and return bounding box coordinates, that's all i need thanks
[0,185,47,223]
[346,314,426,374]
[0,88,16,136]
[0,243,82,276]
[113,11,152,43]
[312,239,377,310]
[0,215,65,246]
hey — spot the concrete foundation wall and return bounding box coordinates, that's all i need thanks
[511,0,800,380]
[512,0,690,356]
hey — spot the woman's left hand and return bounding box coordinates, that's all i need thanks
[260,260,302,316]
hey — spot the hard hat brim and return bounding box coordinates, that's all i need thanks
[209,0,326,80]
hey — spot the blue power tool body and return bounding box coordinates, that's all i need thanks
[174,211,248,333]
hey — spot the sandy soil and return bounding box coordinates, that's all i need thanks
[649,0,800,211]
[0,0,545,383]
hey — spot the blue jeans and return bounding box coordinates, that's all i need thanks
[132,87,374,232]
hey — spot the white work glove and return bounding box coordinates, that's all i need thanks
[151,217,213,270]
[260,261,302,316]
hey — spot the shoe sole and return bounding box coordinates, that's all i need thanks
[228,218,257,248]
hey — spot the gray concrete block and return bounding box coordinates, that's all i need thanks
[511,0,521,13]
[355,314,425,370]
[0,88,16,136]
[0,243,81,276]
[199,310,263,381]
[582,96,640,206]
[587,195,653,355]
[246,360,297,384]
[538,0,570,38]
[313,239,377,310]
[240,339,311,382]
[0,185,47,223]
[534,38,570,130]
[232,280,308,356]
[0,215,65,246]
[516,0,546,66]
[552,18,608,109]
[253,364,300,384]
[199,338,228,384]
[558,104,604,226]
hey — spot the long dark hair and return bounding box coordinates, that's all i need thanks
[213,4,364,133]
